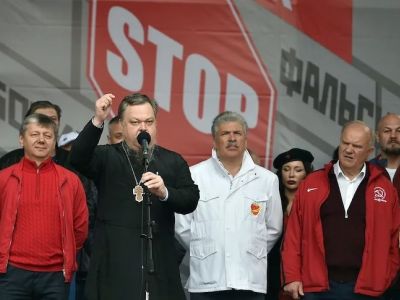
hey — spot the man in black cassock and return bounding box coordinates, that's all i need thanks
[70,93,199,300]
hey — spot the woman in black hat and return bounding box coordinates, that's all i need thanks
[267,148,314,300]
[274,148,314,218]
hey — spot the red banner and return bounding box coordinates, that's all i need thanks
[88,0,277,166]
[257,0,353,62]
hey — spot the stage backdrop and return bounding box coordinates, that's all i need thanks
[1,0,399,169]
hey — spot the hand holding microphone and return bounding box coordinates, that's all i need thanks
[141,171,167,199]
[137,131,167,199]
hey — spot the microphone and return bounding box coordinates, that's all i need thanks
[137,131,151,156]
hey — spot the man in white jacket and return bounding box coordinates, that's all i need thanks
[175,111,283,300]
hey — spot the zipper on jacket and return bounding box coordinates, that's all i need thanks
[6,198,19,265]
[317,183,330,289]
[6,174,23,267]
[58,181,69,281]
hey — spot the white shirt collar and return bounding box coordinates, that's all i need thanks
[333,161,366,182]
[212,148,255,178]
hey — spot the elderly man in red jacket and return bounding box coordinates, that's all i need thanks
[282,120,400,300]
[0,113,88,300]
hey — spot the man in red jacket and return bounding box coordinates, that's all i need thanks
[282,120,400,300]
[0,113,88,300]
[370,113,400,300]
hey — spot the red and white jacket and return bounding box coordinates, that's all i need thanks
[282,162,400,297]
[0,159,88,282]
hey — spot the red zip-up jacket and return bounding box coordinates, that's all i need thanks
[282,162,400,297]
[0,159,88,282]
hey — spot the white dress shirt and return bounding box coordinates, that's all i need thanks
[333,162,366,218]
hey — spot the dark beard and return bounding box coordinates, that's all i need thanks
[124,142,155,166]
[382,145,400,156]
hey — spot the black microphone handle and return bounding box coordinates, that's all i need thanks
[142,139,149,156]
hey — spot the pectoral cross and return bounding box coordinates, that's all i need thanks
[133,185,144,202]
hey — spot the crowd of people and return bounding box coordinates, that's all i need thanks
[0,93,400,300]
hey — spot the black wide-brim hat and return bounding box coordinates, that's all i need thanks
[273,148,314,170]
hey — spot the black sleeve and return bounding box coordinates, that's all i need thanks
[69,119,104,180]
[0,149,24,170]
[161,152,199,215]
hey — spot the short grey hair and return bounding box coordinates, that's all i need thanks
[341,120,374,147]
[211,111,248,137]
[20,113,58,137]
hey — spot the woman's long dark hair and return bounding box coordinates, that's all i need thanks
[276,161,314,213]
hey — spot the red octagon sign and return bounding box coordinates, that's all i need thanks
[88,0,277,167]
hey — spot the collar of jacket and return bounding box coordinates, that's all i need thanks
[211,148,256,177]
[323,160,385,183]
[10,158,69,187]
[369,154,388,168]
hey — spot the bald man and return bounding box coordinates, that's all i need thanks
[282,121,400,300]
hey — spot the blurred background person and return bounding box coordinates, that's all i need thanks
[370,113,400,300]
[371,113,400,181]
[267,148,314,300]
[107,116,123,144]
[59,131,79,151]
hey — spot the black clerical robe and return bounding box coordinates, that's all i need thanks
[70,120,199,300]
